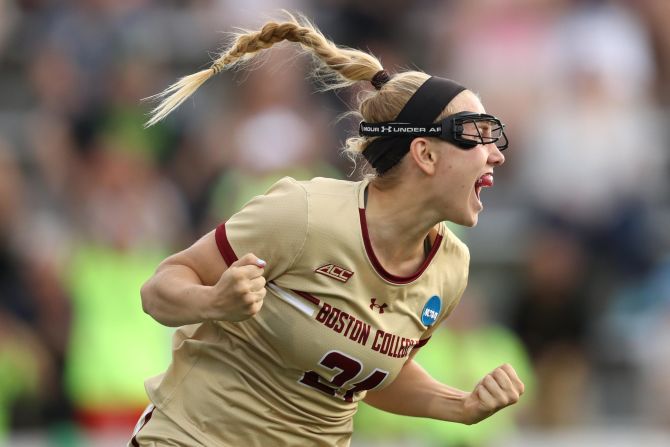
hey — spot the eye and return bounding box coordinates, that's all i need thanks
[460,120,503,144]
[459,121,481,142]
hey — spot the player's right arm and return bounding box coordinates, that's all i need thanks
[140,230,267,327]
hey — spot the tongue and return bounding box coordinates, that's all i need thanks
[476,174,494,187]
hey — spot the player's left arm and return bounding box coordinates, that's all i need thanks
[362,357,525,425]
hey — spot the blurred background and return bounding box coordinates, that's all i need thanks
[0,0,669,446]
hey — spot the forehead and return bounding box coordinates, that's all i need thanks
[449,90,486,115]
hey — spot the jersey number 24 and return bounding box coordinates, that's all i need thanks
[299,350,389,402]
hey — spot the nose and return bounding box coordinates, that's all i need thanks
[488,143,505,166]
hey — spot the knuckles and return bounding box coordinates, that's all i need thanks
[250,301,263,314]
[483,400,497,412]
[243,300,263,317]
[241,293,256,304]
[227,268,245,282]
[233,282,250,296]
[210,260,266,322]
[471,365,524,416]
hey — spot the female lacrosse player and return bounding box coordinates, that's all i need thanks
[132,15,524,447]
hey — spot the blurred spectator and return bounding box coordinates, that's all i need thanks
[44,0,147,109]
[0,2,17,55]
[98,58,176,163]
[509,228,591,427]
[62,143,180,438]
[516,1,666,278]
[637,287,670,426]
[620,0,670,104]
[598,255,670,422]
[0,313,49,441]
[0,139,72,437]
[28,44,84,117]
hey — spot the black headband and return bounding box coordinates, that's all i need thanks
[362,76,466,174]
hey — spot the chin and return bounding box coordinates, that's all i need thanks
[452,213,479,227]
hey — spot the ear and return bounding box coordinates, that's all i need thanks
[408,137,438,176]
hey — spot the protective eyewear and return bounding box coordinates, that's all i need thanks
[359,111,508,151]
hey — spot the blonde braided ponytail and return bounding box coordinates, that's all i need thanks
[145,14,383,127]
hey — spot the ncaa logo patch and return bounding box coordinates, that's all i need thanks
[421,296,442,327]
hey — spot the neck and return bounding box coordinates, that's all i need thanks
[365,180,439,276]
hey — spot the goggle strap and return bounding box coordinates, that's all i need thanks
[359,122,443,137]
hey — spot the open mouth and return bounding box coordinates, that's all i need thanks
[474,173,494,200]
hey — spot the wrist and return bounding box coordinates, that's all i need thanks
[454,391,476,425]
[459,392,477,425]
[190,284,216,322]
[432,386,471,424]
[460,391,496,426]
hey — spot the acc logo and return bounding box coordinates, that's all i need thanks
[421,295,442,327]
[315,264,354,283]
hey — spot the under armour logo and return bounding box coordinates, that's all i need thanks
[370,298,388,314]
[381,125,393,133]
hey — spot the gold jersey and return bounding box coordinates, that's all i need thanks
[134,177,470,447]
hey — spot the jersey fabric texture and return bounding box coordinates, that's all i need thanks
[134,177,470,447]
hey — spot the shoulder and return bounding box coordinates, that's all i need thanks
[293,176,360,198]
[431,225,471,319]
[220,178,312,278]
[262,176,359,200]
[230,176,361,226]
[238,177,309,218]
[435,224,470,294]
[440,225,470,266]
[264,176,308,197]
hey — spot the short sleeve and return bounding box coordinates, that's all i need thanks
[215,177,308,280]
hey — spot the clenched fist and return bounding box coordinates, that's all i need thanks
[462,363,525,425]
[204,253,267,322]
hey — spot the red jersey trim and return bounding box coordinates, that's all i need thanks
[215,222,238,266]
[413,337,431,349]
[358,208,443,284]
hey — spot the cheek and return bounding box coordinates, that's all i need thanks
[442,162,473,194]
[437,145,486,192]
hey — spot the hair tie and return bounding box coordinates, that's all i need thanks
[371,70,390,90]
[211,62,223,75]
